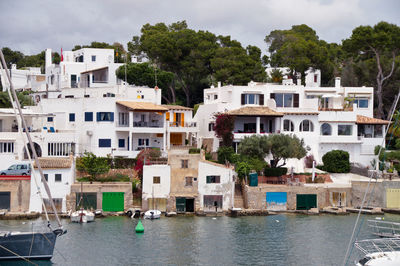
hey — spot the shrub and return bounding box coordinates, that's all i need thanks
[264,167,288,177]
[217,146,235,164]
[316,164,325,171]
[111,158,137,169]
[189,148,200,154]
[322,150,350,173]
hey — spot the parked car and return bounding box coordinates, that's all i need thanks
[0,163,31,175]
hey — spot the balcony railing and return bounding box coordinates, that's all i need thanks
[169,122,197,127]
[318,106,353,112]
[133,121,163,128]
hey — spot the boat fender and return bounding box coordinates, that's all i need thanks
[126,210,133,217]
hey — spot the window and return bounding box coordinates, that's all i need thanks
[181,160,188,168]
[98,139,111,147]
[208,123,215,132]
[103,93,115,97]
[118,139,125,148]
[118,112,129,126]
[283,120,294,132]
[321,123,332,136]
[299,120,314,132]
[241,94,264,105]
[91,55,96,62]
[43,174,48,182]
[153,176,160,184]
[206,175,220,183]
[214,95,218,100]
[96,112,114,122]
[0,142,14,153]
[244,123,256,133]
[185,177,193,186]
[48,143,75,156]
[47,117,54,122]
[85,112,93,122]
[338,125,353,136]
[65,95,74,98]
[353,98,368,108]
[138,139,149,146]
[69,113,75,122]
[271,93,299,108]
[55,174,62,182]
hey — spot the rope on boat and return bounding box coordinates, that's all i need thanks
[0,244,38,266]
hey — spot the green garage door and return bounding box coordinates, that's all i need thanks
[296,194,317,210]
[0,192,10,210]
[176,197,186,213]
[102,192,124,212]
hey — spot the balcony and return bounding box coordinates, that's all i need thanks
[168,122,197,128]
[133,121,163,128]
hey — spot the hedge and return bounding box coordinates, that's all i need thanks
[322,150,350,173]
[264,167,288,177]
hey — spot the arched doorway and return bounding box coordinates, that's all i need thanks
[24,142,42,159]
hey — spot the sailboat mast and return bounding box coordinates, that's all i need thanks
[0,50,63,229]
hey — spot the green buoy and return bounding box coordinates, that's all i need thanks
[135,220,144,233]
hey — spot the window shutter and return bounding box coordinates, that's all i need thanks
[110,112,114,121]
[181,113,185,127]
[259,94,264,106]
[166,112,170,121]
[96,112,100,121]
[293,94,299,108]
[241,94,245,105]
[146,139,149,146]
[173,113,177,122]
[270,93,275,100]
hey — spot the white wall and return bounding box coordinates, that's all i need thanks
[197,161,234,211]
[142,165,171,200]
[29,167,74,213]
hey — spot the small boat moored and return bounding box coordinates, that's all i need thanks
[144,210,161,219]
[71,208,95,223]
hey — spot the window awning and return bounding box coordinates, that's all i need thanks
[226,106,283,117]
[356,115,390,125]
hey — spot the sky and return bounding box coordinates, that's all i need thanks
[0,0,399,55]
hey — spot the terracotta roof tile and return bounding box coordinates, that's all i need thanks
[33,157,73,169]
[163,105,192,111]
[226,106,283,117]
[356,115,390,125]
[117,101,168,112]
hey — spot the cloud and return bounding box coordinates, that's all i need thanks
[0,0,399,55]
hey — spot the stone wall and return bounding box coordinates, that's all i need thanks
[76,168,136,179]
[351,180,400,208]
[244,184,350,210]
[66,182,133,211]
[0,180,30,212]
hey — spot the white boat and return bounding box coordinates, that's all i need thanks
[355,238,400,265]
[144,210,161,219]
[71,208,95,223]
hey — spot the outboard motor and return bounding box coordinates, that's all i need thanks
[134,210,141,218]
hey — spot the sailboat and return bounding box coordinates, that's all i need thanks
[70,182,95,223]
[343,93,400,266]
[0,50,66,260]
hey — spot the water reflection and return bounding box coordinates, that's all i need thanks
[2,214,400,265]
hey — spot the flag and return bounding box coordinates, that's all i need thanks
[61,47,63,62]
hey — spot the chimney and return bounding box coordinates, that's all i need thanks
[45,48,52,72]
[335,77,341,88]
[217,81,221,88]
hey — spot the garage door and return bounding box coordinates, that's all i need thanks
[76,193,97,210]
[296,194,317,210]
[386,189,400,208]
[102,192,124,212]
[0,192,10,210]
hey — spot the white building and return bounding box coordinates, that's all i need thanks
[0,65,46,92]
[194,77,388,170]
[29,157,75,213]
[198,160,235,211]
[142,150,235,212]
[266,67,321,87]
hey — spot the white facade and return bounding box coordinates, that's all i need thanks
[198,161,234,211]
[142,164,171,202]
[195,77,385,169]
[0,65,46,92]
[29,158,75,213]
